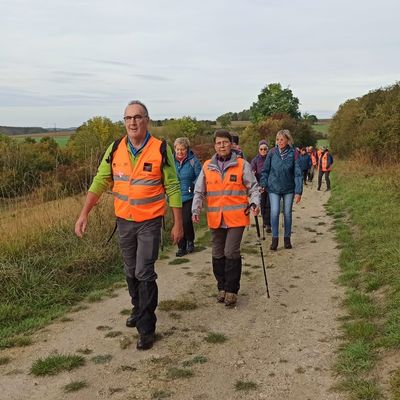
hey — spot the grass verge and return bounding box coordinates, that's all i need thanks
[327,160,400,399]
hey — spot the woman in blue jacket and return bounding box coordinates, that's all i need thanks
[260,130,303,250]
[174,137,202,256]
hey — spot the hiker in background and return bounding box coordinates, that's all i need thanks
[250,140,271,233]
[173,137,202,257]
[307,146,317,182]
[317,147,334,191]
[299,147,312,185]
[230,131,245,159]
[192,129,260,307]
[75,100,183,351]
[260,129,303,251]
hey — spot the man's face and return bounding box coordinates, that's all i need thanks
[214,137,232,158]
[124,104,149,141]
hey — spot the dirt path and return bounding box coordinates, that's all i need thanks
[0,186,345,400]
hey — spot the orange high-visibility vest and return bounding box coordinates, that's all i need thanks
[310,151,317,166]
[112,136,166,221]
[203,158,249,229]
[319,152,332,172]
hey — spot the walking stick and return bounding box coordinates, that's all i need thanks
[254,215,270,298]
[245,204,270,298]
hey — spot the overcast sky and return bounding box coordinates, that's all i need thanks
[1,0,399,128]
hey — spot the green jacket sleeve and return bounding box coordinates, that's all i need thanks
[88,143,114,196]
[163,144,182,207]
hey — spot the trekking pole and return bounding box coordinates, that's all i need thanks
[160,216,165,252]
[254,215,270,298]
[245,204,270,298]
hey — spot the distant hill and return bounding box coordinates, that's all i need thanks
[0,126,76,136]
[0,126,49,136]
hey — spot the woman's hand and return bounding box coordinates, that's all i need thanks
[295,194,302,204]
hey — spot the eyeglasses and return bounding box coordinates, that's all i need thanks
[123,115,146,122]
[259,147,268,151]
[215,141,231,147]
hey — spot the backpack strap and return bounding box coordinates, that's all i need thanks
[160,139,169,167]
[105,136,124,165]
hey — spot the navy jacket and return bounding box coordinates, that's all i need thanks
[260,146,303,195]
[174,150,202,203]
[298,153,312,172]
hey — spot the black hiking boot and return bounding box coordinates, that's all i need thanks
[176,248,187,257]
[187,241,195,253]
[126,307,137,328]
[270,237,278,251]
[136,333,155,350]
[284,237,292,249]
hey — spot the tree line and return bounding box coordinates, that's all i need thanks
[329,82,400,163]
[0,82,322,200]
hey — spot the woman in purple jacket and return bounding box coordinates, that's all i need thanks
[250,140,271,232]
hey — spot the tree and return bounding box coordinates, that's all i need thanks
[302,113,318,124]
[216,113,232,128]
[163,117,200,141]
[250,83,301,122]
[67,116,123,162]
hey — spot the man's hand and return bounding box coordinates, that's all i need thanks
[170,222,183,245]
[192,214,200,224]
[295,194,302,204]
[75,214,88,238]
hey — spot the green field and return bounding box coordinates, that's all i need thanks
[313,122,330,135]
[317,139,330,148]
[12,134,72,147]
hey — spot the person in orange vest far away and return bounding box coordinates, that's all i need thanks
[192,130,260,308]
[75,100,183,351]
[306,146,317,182]
[317,146,334,191]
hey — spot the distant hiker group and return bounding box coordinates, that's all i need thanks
[75,100,333,351]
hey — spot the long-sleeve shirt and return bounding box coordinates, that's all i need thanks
[192,152,260,218]
[89,135,182,208]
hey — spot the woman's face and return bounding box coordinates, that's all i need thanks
[174,144,188,158]
[258,145,268,156]
[276,134,288,149]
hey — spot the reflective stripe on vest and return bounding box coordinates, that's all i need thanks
[203,158,249,229]
[112,136,166,221]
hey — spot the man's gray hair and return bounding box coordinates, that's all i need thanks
[125,100,149,117]
[174,137,190,149]
[276,129,294,146]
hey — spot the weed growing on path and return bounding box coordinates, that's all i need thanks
[158,299,197,311]
[204,332,227,344]
[234,380,258,391]
[63,380,88,393]
[31,354,85,376]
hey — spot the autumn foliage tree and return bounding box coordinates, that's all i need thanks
[330,82,400,163]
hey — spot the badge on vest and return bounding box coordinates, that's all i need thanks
[143,162,153,172]
[230,175,237,182]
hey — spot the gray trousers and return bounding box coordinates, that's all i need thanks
[117,216,162,281]
[211,227,245,259]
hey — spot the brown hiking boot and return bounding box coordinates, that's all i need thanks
[217,290,226,303]
[224,292,237,307]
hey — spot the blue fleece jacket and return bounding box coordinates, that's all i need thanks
[174,150,202,203]
[260,146,303,195]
